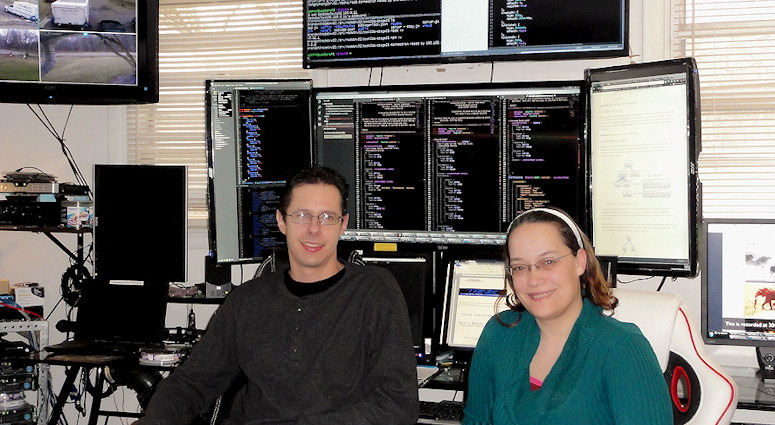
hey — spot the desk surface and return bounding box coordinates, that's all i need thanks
[724,370,775,424]
[728,367,775,408]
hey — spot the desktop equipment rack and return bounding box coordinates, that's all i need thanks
[0,320,48,425]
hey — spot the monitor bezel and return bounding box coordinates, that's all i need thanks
[585,57,701,278]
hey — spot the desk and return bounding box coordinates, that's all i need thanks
[24,352,171,425]
[732,371,775,425]
[44,353,130,425]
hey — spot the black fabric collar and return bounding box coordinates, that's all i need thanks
[283,266,346,297]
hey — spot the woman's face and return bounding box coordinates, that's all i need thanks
[507,222,587,327]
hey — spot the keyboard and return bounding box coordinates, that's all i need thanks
[419,400,465,422]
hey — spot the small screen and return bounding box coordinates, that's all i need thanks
[205,79,313,264]
[703,219,775,347]
[442,258,506,349]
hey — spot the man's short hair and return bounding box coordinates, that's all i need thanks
[279,165,349,214]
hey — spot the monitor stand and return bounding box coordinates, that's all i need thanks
[756,346,775,381]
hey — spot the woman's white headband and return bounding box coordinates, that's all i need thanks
[508,207,584,249]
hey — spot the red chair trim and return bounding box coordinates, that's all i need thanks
[678,307,736,425]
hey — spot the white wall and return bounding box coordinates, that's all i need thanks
[0,0,756,422]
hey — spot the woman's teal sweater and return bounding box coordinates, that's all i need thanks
[462,299,673,425]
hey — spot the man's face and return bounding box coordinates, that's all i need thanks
[276,183,349,282]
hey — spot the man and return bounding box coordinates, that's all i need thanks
[139,166,419,424]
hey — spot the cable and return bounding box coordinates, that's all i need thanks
[61,263,91,307]
[47,378,68,425]
[656,276,668,291]
[347,250,365,265]
[25,104,92,195]
[616,275,655,285]
[46,295,66,321]
[0,301,41,319]
[12,166,50,176]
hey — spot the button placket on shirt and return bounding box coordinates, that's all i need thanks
[289,301,306,360]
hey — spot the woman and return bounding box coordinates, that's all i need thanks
[462,207,672,425]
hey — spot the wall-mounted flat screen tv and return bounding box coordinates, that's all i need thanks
[303,0,628,68]
[0,0,158,104]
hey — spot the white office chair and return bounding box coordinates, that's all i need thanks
[611,288,738,425]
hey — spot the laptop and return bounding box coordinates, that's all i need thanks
[46,280,169,356]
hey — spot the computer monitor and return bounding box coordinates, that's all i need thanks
[441,258,507,350]
[205,79,314,265]
[360,255,431,352]
[93,164,187,283]
[315,81,585,245]
[75,278,169,344]
[587,58,701,277]
[702,218,775,348]
[303,0,628,68]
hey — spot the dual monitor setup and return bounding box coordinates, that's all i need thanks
[203,57,703,358]
[206,58,700,277]
[77,57,774,368]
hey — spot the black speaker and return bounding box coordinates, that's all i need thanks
[756,346,775,381]
[204,255,231,285]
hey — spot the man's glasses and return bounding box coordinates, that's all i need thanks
[284,211,343,226]
[506,253,573,278]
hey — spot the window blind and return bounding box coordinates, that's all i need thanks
[127,0,309,228]
[672,0,775,218]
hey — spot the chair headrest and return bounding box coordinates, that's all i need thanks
[609,288,682,371]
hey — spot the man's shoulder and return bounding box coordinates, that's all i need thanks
[340,263,403,300]
[344,262,399,287]
[227,271,283,298]
[346,261,393,277]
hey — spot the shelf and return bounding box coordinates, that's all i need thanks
[0,225,91,234]
[0,224,90,270]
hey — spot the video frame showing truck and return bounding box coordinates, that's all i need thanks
[50,0,88,26]
[4,1,39,22]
